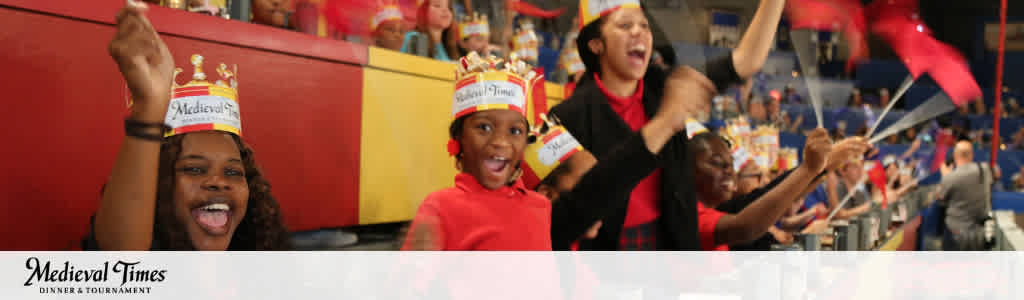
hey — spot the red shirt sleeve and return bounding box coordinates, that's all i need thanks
[697,202,729,251]
[401,195,445,250]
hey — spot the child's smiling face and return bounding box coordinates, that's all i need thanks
[458,110,529,190]
[172,132,250,250]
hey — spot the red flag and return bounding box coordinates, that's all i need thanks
[866,161,889,209]
[506,0,566,18]
[930,129,955,172]
[866,0,981,105]
[784,0,869,72]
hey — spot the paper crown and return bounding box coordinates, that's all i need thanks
[732,146,754,173]
[579,0,641,28]
[458,13,489,40]
[774,148,799,171]
[560,49,586,75]
[370,4,403,31]
[453,52,535,119]
[750,125,779,168]
[685,118,708,139]
[163,54,241,137]
[521,114,584,190]
[512,26,540,61]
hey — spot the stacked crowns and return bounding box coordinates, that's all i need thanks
[161,54,241,137]
[774,148,799,172]
[559,24,586,77]
[750,125,780,171]
[521,114,584,190]
[512,19,540,62]
[370,0,403,32]
[723,117,755,173]
[458,12,489,40]
[448,52,537,156]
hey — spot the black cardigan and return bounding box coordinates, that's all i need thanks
[549,54,744,250]
[550,131,659,250]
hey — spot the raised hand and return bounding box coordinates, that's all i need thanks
[658,66,717,131]
[802,128,833,174]
[109,0,175,123]
[825,137,872,172]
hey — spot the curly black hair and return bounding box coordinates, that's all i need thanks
[153,133,291,250]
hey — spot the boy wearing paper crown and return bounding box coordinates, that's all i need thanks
[548,0,786,250]
[85,1,290,251]
[456,13,498,57]
[401,52,548,250]
[685,127,869,251]
[371,2,406,51]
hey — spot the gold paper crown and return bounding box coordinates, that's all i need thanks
[751,125,780,168]
[521,114,584,190]
[164,54,241,137]
[458,13,489,39]
[560,48,586,75]
[685,118,708,139]
[723,116,752,151]
[452,52,536,119]
[370,3,403,31]
[773,148,799,171]
[579,0,641,28]
[512,23,539,61]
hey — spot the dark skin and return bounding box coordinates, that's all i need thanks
[693,138,737,207]
[458,110,528,190]
[375,20,405,51]
[251,0,291,28]
[172,131,249,250]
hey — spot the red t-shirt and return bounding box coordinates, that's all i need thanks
[697,201,730,251]
[402,173,553,250]
[593,73,662,228]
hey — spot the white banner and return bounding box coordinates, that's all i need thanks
[3,252,1023,300]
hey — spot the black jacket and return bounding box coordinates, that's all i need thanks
[549,54,743,250]
[550,132,658,250]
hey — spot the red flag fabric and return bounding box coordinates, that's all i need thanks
[930,129,955,172]
[506,0,566,19]
[866,161,889,209]
[866,0,981,105]
[784,0,869,72]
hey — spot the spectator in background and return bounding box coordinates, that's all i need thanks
[886,133,900,145]
[783,84,801,104]
[971,97,987,115]
[250,0,321,36]
[825,159,875,220]
[849,88,863,108]
[1005,97,1021,118]
[401,0,457,61]
[370,5,406,51]
[879,88,890,109]
[1011,166,1024,192]
[1010,127,1024,150]
[936,141,996,250]
[900,126,918,144]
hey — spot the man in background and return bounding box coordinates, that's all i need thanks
[937,141,997,250]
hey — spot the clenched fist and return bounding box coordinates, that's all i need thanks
[657,66,717,132]
[110,0,175,123]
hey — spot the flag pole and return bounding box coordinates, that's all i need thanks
[991,0,1007,167]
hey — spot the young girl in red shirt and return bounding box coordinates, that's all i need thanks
[402,53,552,250]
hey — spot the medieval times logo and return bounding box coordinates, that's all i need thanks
[24,257,167,295]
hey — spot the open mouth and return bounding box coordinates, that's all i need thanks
[483,156,510,175]
[627,45,647,66]
[191,198,233,236]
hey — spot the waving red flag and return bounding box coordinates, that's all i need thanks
[506,0,566,18]
[867,0,982,105]
[785,0,869,72]
[866,160,889,209]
